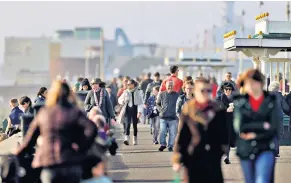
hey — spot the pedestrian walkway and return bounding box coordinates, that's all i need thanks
[108,124,291,183]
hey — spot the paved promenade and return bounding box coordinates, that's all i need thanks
[0,125,290,183]
[108,124,291,183]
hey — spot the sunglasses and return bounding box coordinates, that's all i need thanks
[201,89,212,93]
[224,88,233,91]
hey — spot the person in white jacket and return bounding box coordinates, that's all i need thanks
[118,79,143,145]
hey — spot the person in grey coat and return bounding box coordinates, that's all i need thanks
[84,78,115,125]
[268,81,289,157]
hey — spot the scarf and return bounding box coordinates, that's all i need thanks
[181,100,217,155]
[93,88,104,109]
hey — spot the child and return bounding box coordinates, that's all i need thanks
[92,115,107,141]
[146,86,160,144]
[92,115,118,156]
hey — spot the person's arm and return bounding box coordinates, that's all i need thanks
[118,91,127,105]
[105,91,115,118]
[159,80,166,92]
[84,91,93,112]
[117,88,123,98]
[255,99,280,141]
[172,112,191,165]
[281,94,290,115]
[144,83,152,104]
[176,96,183,117]
[233,99,242,135]
[5,117,12,134]
[137,90,144,114]
[156,92,162,111]
[15,110,41,157]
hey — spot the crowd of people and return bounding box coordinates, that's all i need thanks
[0,64,290,183]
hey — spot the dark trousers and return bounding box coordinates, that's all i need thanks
[40,165,82,183]
[125,105,138,136]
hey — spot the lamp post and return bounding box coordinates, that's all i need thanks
[239,10,246,74]
[259,1,264,13]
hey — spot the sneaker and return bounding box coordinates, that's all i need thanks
[158,146,167,152]
[224,158,231,164]
[168,147,173,152]
[124,135,129,146]
[153,141,159,145]
[276,154,280,158]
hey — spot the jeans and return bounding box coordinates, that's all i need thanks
[150,117,160,143]
[159,119,178,148]
[41,165,82,183]
[240,151,275,183]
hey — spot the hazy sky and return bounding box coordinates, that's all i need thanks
[0,1,288,63]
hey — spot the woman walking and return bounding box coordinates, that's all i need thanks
[118,79,143,145]
[217,82,236,164]
[172,77,228,183]
[234,69,279,183]
[19,96,34,115]
[14,81,97,183]
[35,87,47,104]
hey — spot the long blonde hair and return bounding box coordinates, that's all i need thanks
[46,80,78,107]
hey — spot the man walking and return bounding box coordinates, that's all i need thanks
[156,80,179,152]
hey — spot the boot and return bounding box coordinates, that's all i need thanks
[124,135,129,146]
[133,136,137,145]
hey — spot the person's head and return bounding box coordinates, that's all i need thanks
[37,87,48,98]
[146,72,152,79]
[88,107,103,120]
[19,96,32,111]
[166,80,174,93]
[77,77,84,83]
[238,69,265,96]
[183,81,194,96]
[122,78,128,88]
[154,72,160,82]
[225,72,232,81]
[106,86,112,94]
[127,79,136,90]
[46,80,75,107]
[9,98,19,109]
[152,86,160,96]
[184,76,193,83]
[166,73,171,78]
[193,77,212,103]
[112,77,117,83]
[81,79,90,91]
[170,65,179,75]
[209,77,217,84]
[91,78,102,90]
[92,115,106,129]
[268,81,280,92]
[223,82,234,96]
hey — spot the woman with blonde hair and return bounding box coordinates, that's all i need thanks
[14,80,97,183]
